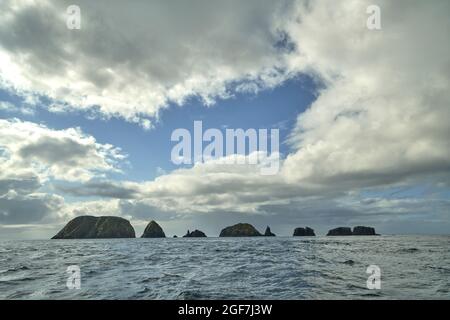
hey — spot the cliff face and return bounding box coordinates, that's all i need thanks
[293,227,315,236]
[52,216,136,239]
[327,227,353,236]
[219,223,262,237]
[141,220,166,238]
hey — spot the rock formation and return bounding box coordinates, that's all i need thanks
[141,220,166,238]
[352,226,378,235]
[293,227,315,236]
[183,229,207,237]
[52,216,135,239]
[219,223,262,237]
[264,226,276,236]
[326,227,353,236]
[326,226,379,236]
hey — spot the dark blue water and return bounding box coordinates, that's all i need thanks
[0,236,449,299]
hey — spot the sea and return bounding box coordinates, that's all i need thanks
[0,236,448,299]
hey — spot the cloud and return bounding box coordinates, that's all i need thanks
[0,118,127,182]
[0,0,295,127]
[57,180,140,199]
[0,100,35,115]
[72,0,449,230]
[0,175,41,196]
[282,0,450,188]
[0,190,64,224]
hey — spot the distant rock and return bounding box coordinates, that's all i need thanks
[326,227,353,236]
[52,216,135,239]
[141,220,166,238]
[173,235,178,238]
[293,227,315,236]
[326,226,379,236]
[264,226,276,236]
[352,226,378,235]
[219,223,262,237]
[183,229,207,237]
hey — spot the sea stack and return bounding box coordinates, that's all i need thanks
[52,216,135,239]
[264,226,276,236]
[352,226,378,235]
[141,220,166,238]
[326,226,379,236]
[183,229,207,237]
[219,223,262,237]
[326,227,353,236]
[293,227,315,236]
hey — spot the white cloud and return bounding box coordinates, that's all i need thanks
[112,0,450,225]
[0,100,35,115]
[282,0,450,187]
[0,0,295,126]
[0,118,127,182]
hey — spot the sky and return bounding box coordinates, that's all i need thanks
[0,0,449,239]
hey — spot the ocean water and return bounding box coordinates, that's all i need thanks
[0,236,448,300]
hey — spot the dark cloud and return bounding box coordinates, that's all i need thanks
[0,176,41,196]
[19,137,91,166]
[57,181,139,199]
[0,192,63,224]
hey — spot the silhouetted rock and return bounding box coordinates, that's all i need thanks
[352,226,378,235]
[173,235,178,238]
[264,226,276,236]
[326,227,352,236]
[219,223,262,237]
[293,227,315,236]
[52,216,135,239]
[141,220,166,238]
[183,229,207,237]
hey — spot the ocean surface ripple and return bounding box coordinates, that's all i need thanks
[0,236,449,299]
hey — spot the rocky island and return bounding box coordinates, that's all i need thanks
[52,216,135,239]
[352,226,378,235]
[183,229,207,237]
[264,226,276,236]
[293,227,315,236]
[141,220,166,238]
[327,226,378,236]
[219,223,262,237]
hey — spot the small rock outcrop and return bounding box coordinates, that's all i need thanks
[173,235,178,238]
[52,216,135,239]
[183,229,207,237]
[326,226,379,236]
[264,226,276,236]
[352,226,378,235]
[219,223,262,237]
[141,220,166,238]
[293,227,315,236]
[326,227,353,236]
